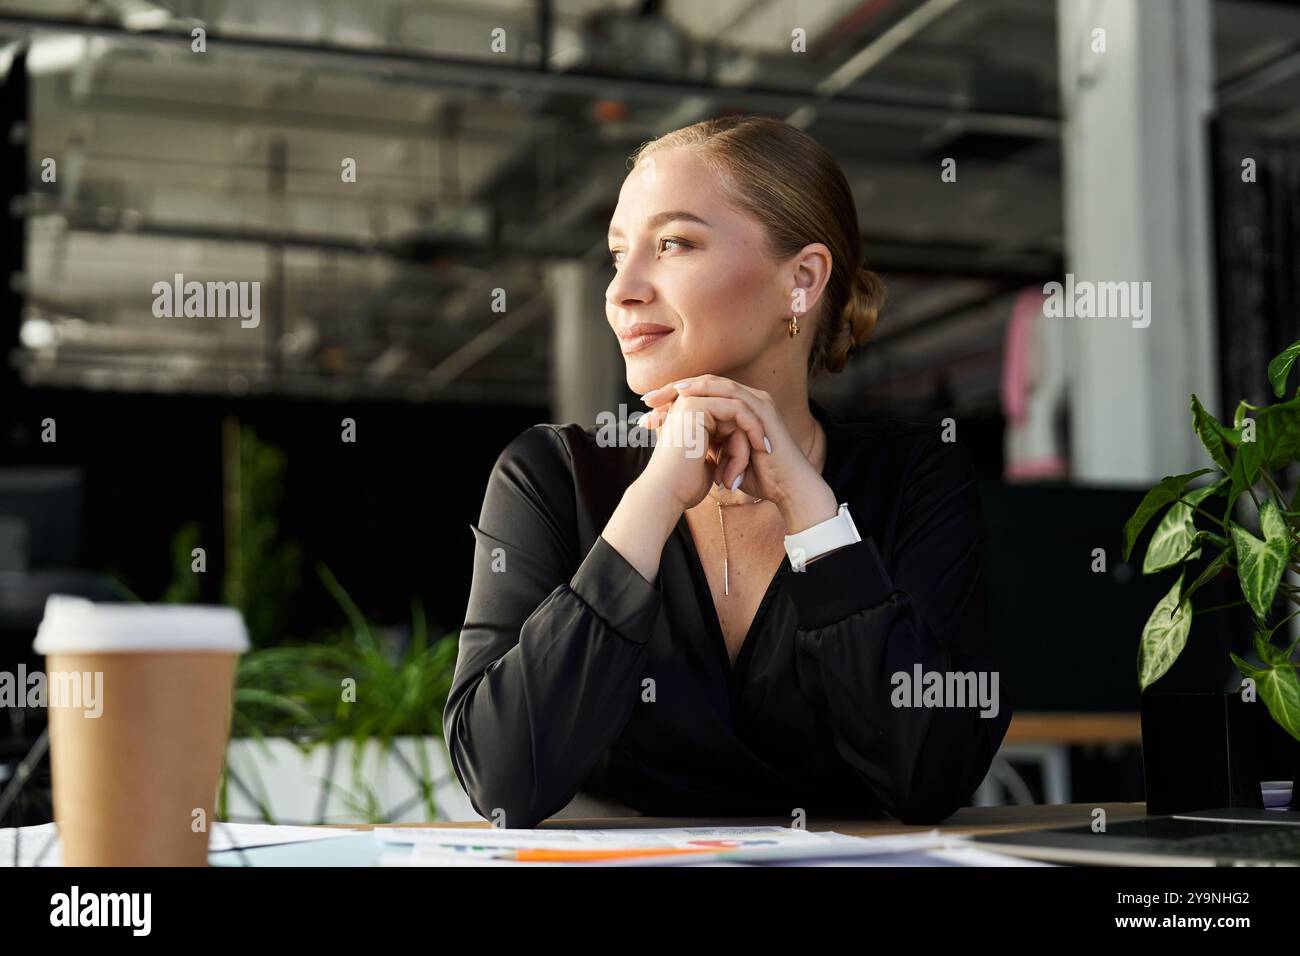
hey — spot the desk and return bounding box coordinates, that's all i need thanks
[328,801,1150,839]
[1004,712,1141,745]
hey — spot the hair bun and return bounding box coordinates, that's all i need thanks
[827,266,885,373]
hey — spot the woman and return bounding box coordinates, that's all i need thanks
[443,114,1011,828]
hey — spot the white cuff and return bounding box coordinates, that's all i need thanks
[784,502,861,571]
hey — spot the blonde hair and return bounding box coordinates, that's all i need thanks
[630,114,885,376]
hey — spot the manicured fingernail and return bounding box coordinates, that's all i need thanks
[763,436,772,454]
[672,380,692,389]
[730,473,743,491]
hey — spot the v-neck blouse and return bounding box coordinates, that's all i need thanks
[444,399,1013,827]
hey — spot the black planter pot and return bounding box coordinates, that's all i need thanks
[1140,692,1299,815]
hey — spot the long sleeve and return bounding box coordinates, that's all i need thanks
[789,430,1011,824]
[442,425,663,828]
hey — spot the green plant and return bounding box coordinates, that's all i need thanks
[161,520,202,604]
[222,424,301,648]
[157,422,300,647]
[1124,336,1300,742]
[110,424,458,823]
[222,561,459,823]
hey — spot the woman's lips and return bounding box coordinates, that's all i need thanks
[620,330,673,355]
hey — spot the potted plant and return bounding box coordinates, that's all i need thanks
[150,422,471,824]
[1123,337,1300,813]
[221,562,468,824]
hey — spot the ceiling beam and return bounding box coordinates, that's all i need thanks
[0,14,1059,139]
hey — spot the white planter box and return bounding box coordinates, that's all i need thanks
[224,735,479,825]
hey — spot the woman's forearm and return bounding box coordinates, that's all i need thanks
[601,477,684,585]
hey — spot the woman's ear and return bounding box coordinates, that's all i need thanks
[790,242,833,316]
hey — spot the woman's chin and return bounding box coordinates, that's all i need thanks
[624,356,682,394]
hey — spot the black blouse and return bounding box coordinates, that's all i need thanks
[443,399,1012,827]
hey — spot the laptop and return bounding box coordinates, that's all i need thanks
[970,807,1300,866]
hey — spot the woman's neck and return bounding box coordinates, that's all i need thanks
[742,376,820,467]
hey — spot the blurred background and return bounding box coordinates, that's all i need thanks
[1,0,1298,825]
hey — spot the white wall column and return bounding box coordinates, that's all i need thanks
[1057,0,1219,484]
[548,260,626,427]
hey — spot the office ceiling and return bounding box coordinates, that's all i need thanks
[0,0,1296,414]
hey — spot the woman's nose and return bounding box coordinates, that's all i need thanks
[606,262,653,309]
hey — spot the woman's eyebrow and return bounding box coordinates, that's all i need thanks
[608,210,712,239]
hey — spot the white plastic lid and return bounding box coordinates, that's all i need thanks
[33,595,250,655]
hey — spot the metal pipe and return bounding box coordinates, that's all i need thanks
[0,14,1060,139]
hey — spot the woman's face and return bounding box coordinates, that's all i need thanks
[605,147,810,396]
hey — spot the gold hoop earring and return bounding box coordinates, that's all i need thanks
[788,314,800,338]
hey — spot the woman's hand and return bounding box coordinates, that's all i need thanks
[639,375,839,532]
[634,390,768,513]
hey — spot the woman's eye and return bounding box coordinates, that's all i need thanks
[608,238,690,269]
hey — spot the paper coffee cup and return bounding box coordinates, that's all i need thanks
[33,595,250,866]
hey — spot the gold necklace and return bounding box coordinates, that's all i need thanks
[711,425,819,596]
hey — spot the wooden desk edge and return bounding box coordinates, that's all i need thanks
[1004,712,1141,745]
[317,801,1149,838]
